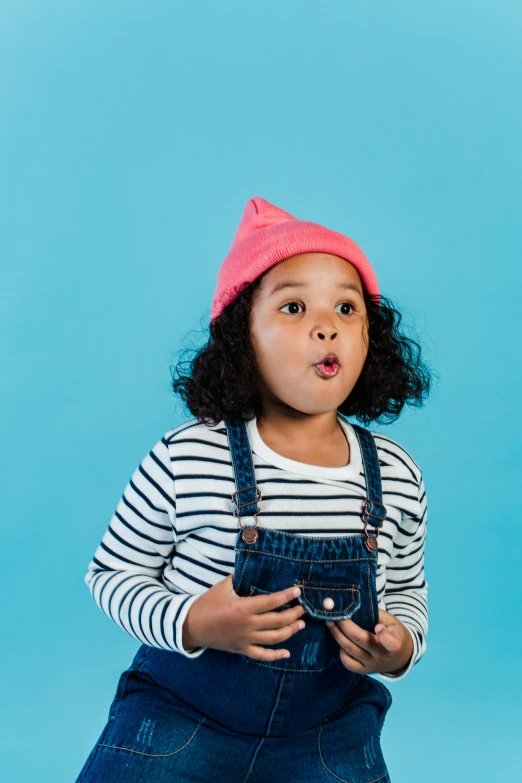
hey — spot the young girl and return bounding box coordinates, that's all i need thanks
[76,196,432,783]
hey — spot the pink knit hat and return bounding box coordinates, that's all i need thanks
[210,196,380,322]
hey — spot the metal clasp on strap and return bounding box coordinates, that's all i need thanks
[231,485,262,544]
[362,498,386,553]
[231,484,262,512]
[362,498,387,522]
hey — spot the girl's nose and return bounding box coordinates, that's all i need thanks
[315,327,338,340]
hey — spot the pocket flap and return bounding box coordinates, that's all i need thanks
[295,580,361,620]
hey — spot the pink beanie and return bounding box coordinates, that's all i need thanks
[210,196,380,322]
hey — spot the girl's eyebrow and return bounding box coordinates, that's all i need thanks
[269,280,363,296]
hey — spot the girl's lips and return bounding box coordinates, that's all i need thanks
[315,362,339,378]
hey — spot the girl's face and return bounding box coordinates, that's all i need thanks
[249,252,369,416]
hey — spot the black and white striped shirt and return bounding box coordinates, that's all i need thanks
[85,415,428,682]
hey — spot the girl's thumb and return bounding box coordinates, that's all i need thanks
[375,624,400,651]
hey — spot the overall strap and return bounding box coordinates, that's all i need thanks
[224,418,261,543]
[350,422,388,553]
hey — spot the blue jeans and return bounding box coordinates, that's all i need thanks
[75,418,393,782]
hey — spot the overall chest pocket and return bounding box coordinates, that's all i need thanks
[247,580,362,621]
[295,580,362,621]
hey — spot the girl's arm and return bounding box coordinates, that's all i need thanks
[84,434,207,658]
[377,473,429,682]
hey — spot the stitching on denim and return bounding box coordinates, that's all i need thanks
[239,653,340,673]
[249,585,292,608]
[302,607,361,622]
[236,551,251,593]
[109,670,131,722]
[136,645,152,672]
[317,724,389,783]
[296,585,359,592]
[228,422,242,520]
[243,429,259,510]
[250,582,361,619]
[76,719,114,782]
[370,562,379,628]
[265,671,287,737]
[296,585,361,620]
[240,736,266,783]
[355,426,371,499]
[354,425,381,508]
[367,562,373,628]
[239,549,375,564]
[98,714,207,757]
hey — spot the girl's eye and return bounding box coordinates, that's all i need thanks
[280,301,304,314]
[335,302,355,315]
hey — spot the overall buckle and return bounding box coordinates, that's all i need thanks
[362,498,386,553]
[231,485,262,544]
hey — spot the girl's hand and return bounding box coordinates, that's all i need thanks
[182,574,307,661]
[326,608,414,676]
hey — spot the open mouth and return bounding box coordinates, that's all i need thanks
[315,357,340,378]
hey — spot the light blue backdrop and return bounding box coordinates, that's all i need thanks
[1,1,520,781]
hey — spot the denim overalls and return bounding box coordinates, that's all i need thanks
[76,418,394,783]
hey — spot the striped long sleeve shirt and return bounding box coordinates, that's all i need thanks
[85,415,429,682]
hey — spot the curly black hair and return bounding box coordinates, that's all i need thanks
[170,275,436,427]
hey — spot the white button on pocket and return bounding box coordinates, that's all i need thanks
[322,597,335,610]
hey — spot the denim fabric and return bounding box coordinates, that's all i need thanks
[75,419,393,783]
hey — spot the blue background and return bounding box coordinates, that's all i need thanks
[1,1,521,780]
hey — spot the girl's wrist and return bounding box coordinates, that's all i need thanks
[181,601,204,650]
[387,627,414,673]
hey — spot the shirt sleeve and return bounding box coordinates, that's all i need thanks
[84,434,208,658]
[377,472,429,682]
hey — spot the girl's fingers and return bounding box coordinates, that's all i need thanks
[328,621,372,664]
[244,645,291,661]
[248,585,302,614]
[331,617,379,653]
[339,648,368,674]
[253,604,306,629]
[251,618,306,645]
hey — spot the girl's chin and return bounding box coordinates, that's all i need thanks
[272,392,350,415]
[264,376,352,411]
